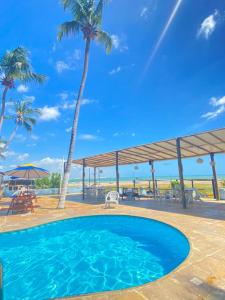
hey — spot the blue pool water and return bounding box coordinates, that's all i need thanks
[0,215,190,300]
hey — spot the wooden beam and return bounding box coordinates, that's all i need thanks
[208,131,225,144]
[176,138,186,208]
[210,153,219,200]
[181,138,214,154]
[82,159,85,201]
[166,140,200,156]
[120,150,154,161]
[142,144,176,159]
[116,151,120,193]
[193,135,224,152]
[132,146,170,160]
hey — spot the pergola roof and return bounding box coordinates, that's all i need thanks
[73,127,225,167]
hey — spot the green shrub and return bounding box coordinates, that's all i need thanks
[35,173,61,189]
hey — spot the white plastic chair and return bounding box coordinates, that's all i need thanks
[105,191,119,208]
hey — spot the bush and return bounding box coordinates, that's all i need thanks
[35,173,61,189]
[171,179,180,189]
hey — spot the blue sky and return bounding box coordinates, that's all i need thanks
[1,0,225,179]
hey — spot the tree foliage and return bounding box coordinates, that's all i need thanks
[58,0,112,53]
[35,173,61,189]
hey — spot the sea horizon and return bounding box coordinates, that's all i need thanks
[69,174,225,183]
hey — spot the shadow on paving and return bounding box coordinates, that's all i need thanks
[65,194,225,221]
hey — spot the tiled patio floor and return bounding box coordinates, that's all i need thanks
[0,196,225,300]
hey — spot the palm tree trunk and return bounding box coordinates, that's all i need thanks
[0,86,9,135]
[3,123,19,150]
[0,86,9,136]
[58,38,91,209]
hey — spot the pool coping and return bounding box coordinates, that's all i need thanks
[1,197,225,300]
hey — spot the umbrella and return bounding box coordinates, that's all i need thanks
[5,164,49,179]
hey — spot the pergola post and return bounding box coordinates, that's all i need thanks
[210,153,219,200]
[94,167,97,186]
[116,151,120,193]
[176,138,186,209]
[149,161,156,198]
[82,159,85,201]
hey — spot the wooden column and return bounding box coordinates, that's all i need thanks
[116,151,120,193]
[94,167,97,186]
[149,161,156,198]
[191,180,194,188]
[176,138,186,208]
[82,159,86,201]
[210,153,219,200]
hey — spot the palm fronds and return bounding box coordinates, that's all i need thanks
[58,21,80,40]
[0,46,46,86]
[58,0,112,54]
[96,30,112,53]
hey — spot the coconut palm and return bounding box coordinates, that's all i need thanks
[0,47,45,134]
[2,100,40,151]
[57,0,112,208]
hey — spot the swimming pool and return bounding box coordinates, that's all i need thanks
[0,215,190,300]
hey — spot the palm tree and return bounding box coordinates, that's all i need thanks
[0,47,45,134]
[57,0,112,208]
[2,100,40,151]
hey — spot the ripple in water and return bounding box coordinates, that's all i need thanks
[0,215,189,300]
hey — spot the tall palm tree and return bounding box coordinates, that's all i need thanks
[2,100,40,151]
[57,0,112,208]
[0,47,45,134]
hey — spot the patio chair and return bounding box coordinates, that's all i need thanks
[7,194,35,215]
[105,191,120,208]
[132,188,140,200]
[121,188,129,200]
[154,189,163,201]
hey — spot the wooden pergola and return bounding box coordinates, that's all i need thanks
[73,127,225,208]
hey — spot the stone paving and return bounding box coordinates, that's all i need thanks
[0,196,225,300]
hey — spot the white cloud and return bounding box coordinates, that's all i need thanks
[55,49,81,74]
[30,134,39,141]
[17,84,29,93]
[65,127,72,133]
[27,143,37,147]
[62,98,97,110]
[39,106,60,121]
[197,10,219,39]
[81,98,97,105]
[111,35,120,49]
[2,150,16,157]
[24,95,35,102]
[210,96,225,107]
[18,153,29,162]
[109,66,121,75]
[34,157,63,172]
[56,61,70,73]
[140,7,148,18]
[202,106,225,120]
[72,49,81,60]
[202,95,225,120]
[111,34,128,52]
[15,134,26,142]
[59,92,69,101]
[78,134,101,141]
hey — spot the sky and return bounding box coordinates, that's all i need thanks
[1,0,225,180]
